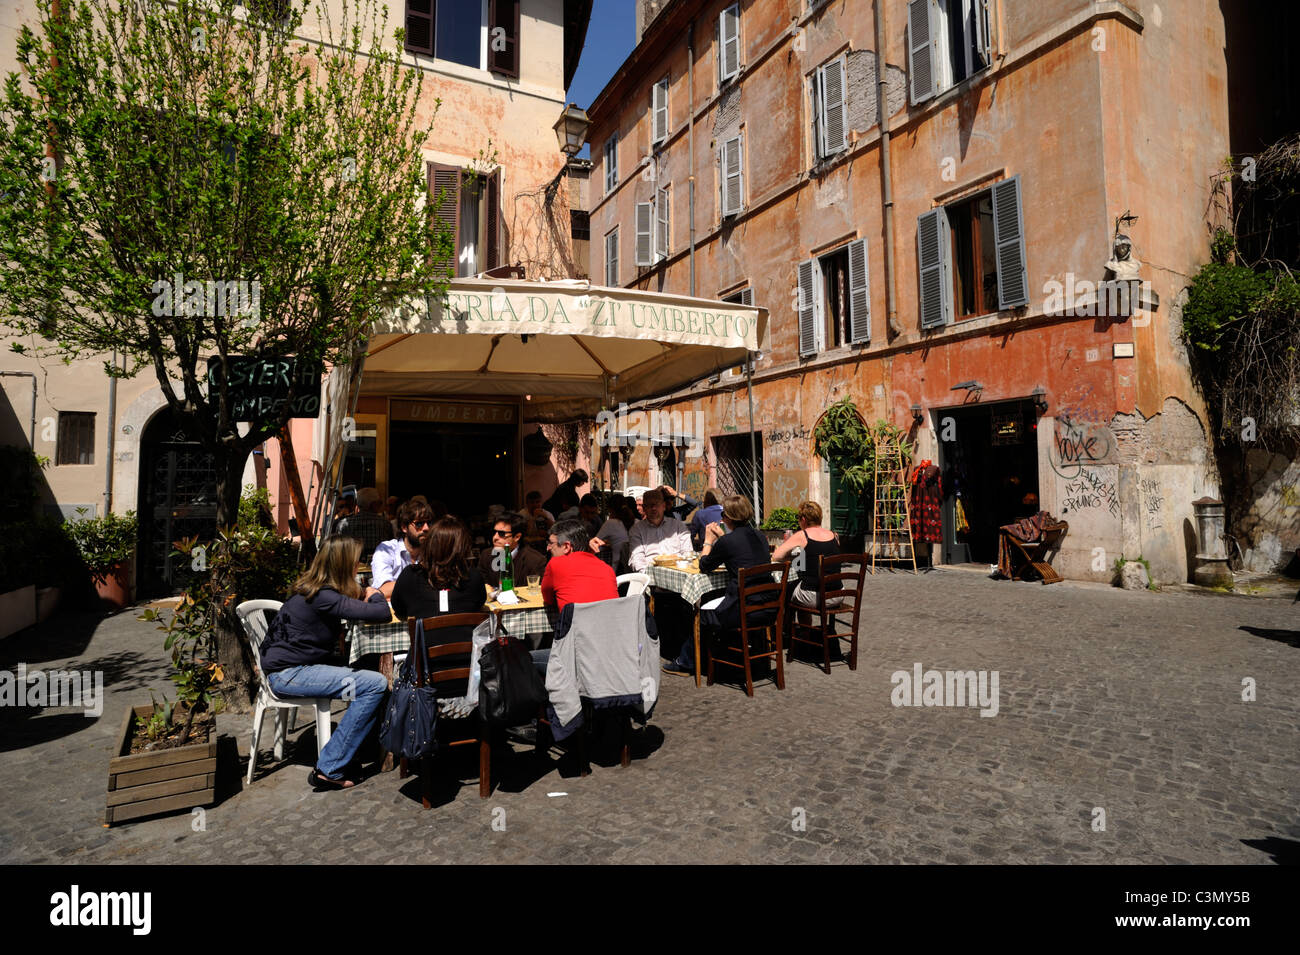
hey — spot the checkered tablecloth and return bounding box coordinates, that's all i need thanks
[646,565,730,606]
[346,605,558,662]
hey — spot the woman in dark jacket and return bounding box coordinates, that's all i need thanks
[662,494,773,675]
[391,516,489,696]
[260,536,393,790]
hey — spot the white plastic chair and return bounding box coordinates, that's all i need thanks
[616,573,651,597]
[236,599,334,784]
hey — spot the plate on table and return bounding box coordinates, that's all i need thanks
[652,555,681,568]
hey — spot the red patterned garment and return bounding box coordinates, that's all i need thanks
[909,464,943,543]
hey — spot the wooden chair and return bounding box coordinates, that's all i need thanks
[706,562,790,697]
[1003,521,1069,584]
[786,553,867,673]
[399,612,493,806]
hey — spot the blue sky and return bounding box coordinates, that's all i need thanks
[567,1,638,156]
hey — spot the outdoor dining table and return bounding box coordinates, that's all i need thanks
[645,559,730,688]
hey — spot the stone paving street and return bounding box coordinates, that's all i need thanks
[2,568,1298,864]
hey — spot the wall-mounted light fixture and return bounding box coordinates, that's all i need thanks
[1031,385,1049,415]
[950,380,983,392]
[910,403,924,425]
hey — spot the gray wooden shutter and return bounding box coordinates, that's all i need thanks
[604,136,617,193]
[653,77,669,144]
[428,162,460,279]
[740,287,754,306]
[907,0,934,105]
[798,259,817,356]
[605,229,619,286]
[848,238,870,343]
[656,186,670,261]
[719,4,740,82]
[488,0,520,78]
[722,133,743,218]
[635,201,653,267]
[975,0,993,70]
[405,0,434,56]
[917,207,952,328]
[485,169,501,269]
[821,59,847,156]
[991,175,1029,308]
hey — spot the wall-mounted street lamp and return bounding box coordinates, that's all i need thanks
[1031,385,1049,415]
[950,380,983,392]
[911,403,924,425]
[553,103,591,158]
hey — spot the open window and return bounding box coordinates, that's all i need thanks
[908,0,993,105]
[797,239,871,356]
[427,162,502,278]
[811,57,848,162]
[405,0,490,70]
[719,4,741,84]
[652,76,669,146]
[635,185,672,268]
[918,175,1027,328]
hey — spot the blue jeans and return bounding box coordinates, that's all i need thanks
[267,665,388,779]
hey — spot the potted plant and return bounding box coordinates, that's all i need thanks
[65,508,137,609]
[760,506,800,547]
[813,398,914,539]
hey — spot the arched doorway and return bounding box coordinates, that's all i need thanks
[137,408,219,597]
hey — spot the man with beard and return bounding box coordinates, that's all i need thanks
[372,499,434,599]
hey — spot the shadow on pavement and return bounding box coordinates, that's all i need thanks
[1238,625,1300,649]
[1240,836,1300,865]
[0,609,107,667]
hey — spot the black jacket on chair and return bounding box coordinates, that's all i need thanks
[699,526,775,631]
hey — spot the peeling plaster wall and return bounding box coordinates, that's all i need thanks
[844,52,907,134]
[1236,451,1300,572]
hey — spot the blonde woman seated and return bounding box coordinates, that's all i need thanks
[771,501,844,612]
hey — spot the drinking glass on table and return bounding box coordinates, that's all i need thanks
[526,574,540,596]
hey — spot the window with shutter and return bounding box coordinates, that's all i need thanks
[605,228,619,286]
[721,133,743,219]
[652,77,669,145]
[847,238,870,344]
[813,58,848,161]
[428,162,461,280]
[604,135,618,195]
[719,5,741,83]
[485,169,501,270]
[797,259,818,356]
[488,0,520,78]
[917,207,952,328]
[991,175,1028,308]
[405,0,435,56]
[656,185,670,261]
[56,412,95,466]
[911,0,995,105]
[635,201,653,268]
[739,288,754,306]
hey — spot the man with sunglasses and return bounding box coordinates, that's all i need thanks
[478,511,548,589]
[372,499,434,599]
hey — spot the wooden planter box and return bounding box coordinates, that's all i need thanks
[105,704,216,826]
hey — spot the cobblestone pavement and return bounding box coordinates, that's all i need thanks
[2,569,1298,864]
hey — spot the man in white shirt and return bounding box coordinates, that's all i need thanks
[371,499,433,599]
[628,488,693,571]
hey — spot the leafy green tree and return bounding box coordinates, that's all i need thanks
[1,0,452,531]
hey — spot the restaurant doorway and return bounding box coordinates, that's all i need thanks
[936,399,1040,565]
[388,419,516,518]
[137,408,219,596]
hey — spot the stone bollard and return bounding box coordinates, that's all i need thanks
[1192,497,1233,589]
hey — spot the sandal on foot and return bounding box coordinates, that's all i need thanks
[308,767,355,790]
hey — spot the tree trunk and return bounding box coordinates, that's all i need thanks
[212,445,257,709]
[278,428,317,563]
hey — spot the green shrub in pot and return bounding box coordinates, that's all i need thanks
[65,509,138,577]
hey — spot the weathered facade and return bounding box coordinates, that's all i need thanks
[0,0,592,593]
[586,0,1280,583]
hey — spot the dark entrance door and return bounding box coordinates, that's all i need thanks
[388,420,515,519]
[936,399,1040,565]
[138,409,220,597]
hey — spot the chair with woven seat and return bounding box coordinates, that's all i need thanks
[706,562,790,697]
[786,553,867,673]
[1002,521,1069,584]
[398,612,494,806]
[235,599,335,785]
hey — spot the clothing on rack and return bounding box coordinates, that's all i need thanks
[909,463,943,543]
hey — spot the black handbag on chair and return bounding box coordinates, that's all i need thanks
[380,620,439,760]
[477,636,548,728]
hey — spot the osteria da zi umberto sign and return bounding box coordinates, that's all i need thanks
[206,355,323,421]
[376,282,765,352]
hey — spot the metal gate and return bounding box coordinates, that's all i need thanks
[138,412,219,597]
[712,432,764,520]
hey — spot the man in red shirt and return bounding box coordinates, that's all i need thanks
[541,519,619,611]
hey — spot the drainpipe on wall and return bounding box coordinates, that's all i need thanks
[103,350,117,516]
[0,371,37,447]
[875,1,902,338]
[688,19,697,297]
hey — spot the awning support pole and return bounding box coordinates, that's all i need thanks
[746,351,759,521]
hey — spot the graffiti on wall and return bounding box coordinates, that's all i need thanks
[1060,467,1119,518]
[764,470,809,513]
[681,468,710,501]
[1054,382,1106,425]
[1050,416,1112,479]
[1140,476,1164,530]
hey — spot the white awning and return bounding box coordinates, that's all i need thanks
[362,278,767,418]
